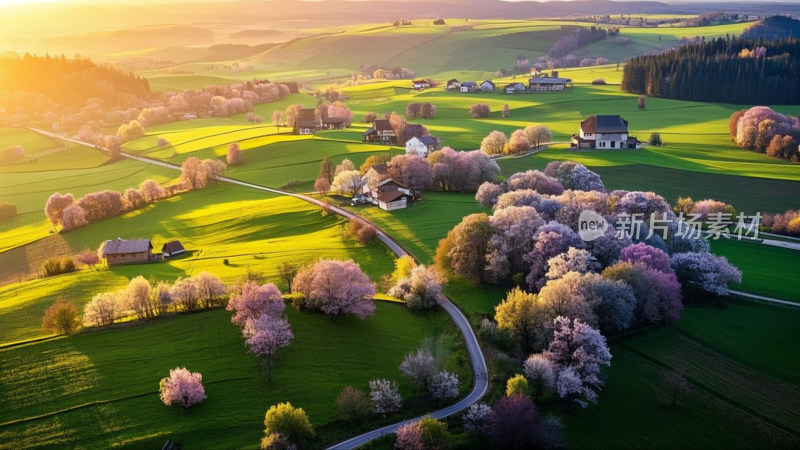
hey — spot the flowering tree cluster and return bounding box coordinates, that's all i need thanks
[763,209,800,237]
[44,178,170,232]
[406,102,437,119]
[82,273,226,327]
[159,367,206,408]
[545,161,605,192]
[733,106,800,161]
[291,259,376,319]
[395,416,450,450]
[388,264,446,310]
[180,157,227,190]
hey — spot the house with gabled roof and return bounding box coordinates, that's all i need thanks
[405,135,438,157]
[162,240,186,258]
[460,81,479,93]
[446,79,461,90]
[571,115,640,149]
[100,238,160,265]
[480,80,496,92]
[412,79,431,90]
[504,82,526,94]
[361,165,411,211]
[529,75,572,92]
[295,109,318,135]
[363,119,397,145]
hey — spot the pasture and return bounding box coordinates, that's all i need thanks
[0,303,466,449]
[0,183,397,343]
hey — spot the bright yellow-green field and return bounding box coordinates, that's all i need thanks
[0,183,395,344]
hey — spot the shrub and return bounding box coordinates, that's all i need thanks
[347,218,378,245]
[159,367,207,408]
[42,299,80,334]
[42,256,77,277]
[262,402,314,448]
[336,386,370,422]
[0,203,16,220]
[470,104,491,118]
[75,248,100,266]
[648,132,662,146]
[592,78,606,85]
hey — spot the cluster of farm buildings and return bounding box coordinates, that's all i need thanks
[412,70,572,93]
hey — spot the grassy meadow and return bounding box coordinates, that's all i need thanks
[0,303,465,449]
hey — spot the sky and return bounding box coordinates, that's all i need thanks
[0,0,796,6]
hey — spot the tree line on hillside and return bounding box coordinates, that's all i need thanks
[0,53,150,109]
[742,15,800,40]
[0,54,291,146]
[43,157,225,232]
[621,37,800,104]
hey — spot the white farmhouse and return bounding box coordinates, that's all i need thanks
[571,115,640,149]
[405,136,438,157]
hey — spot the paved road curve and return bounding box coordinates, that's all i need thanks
[31,128,490,449]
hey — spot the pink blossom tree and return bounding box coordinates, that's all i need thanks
[61,205,88,231]
[486,206,545,283]
[670,252,742,296]
[193,272,227,309]
[243,314,293,381]
[159,367,207,408]
[602,261,683,325]
[227,281,285,326]
[524,221,585,290]
[388,154,434,192]
[388,265,446,310]
[139,179,165,202]
[395,421,424,450]
[507,170,564,195]
[507,129,531,154]
[475,182,505,206]
[480,130,507,156]
[44,192,74,229]
[292,259,376,319]
[618,242,672,273]
[543,316,612,406]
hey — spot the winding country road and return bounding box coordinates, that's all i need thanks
[30,128,489,449]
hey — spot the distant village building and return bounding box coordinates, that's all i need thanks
[460,82,479,93]
[412,79,431,90]
[162,240,186,258]
[480,80,496,92]
[571,115,640,149]
[295,109,318,135]
[363,119,397,145]
[446,79,462,90]
[528,73,572,92]
[321,117,346,130]
[405,135,438,157]
[100,238,160,265]
[504,82,526,94]
[361,164,412,211]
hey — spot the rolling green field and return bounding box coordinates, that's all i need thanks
[709,239,800,302]
[0,183,398,343]
[0,303,464,449]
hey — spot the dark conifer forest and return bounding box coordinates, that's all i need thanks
[621,37,800,104]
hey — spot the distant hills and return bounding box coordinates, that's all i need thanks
[742,16,800,40]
